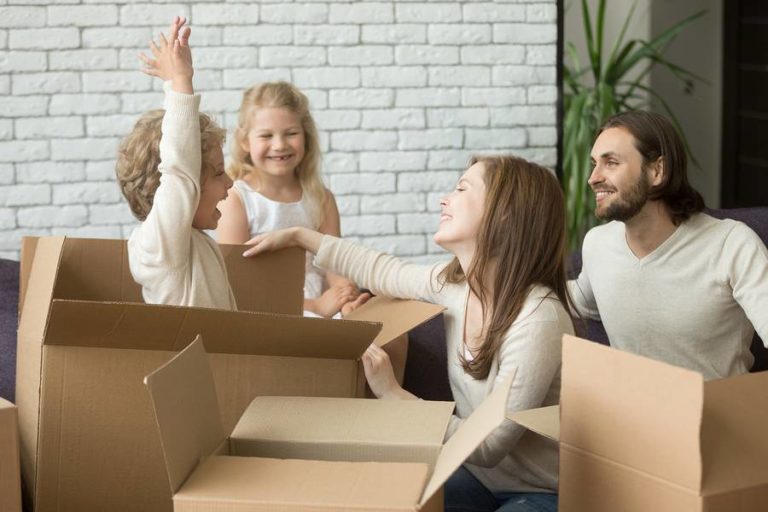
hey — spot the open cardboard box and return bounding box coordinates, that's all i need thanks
[0,398,22,512]
[509,335,768,512]
[145,337,514,512]
[16,236,445,512]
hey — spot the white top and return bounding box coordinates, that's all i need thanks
[127,83,237,311]
[315,235,574,494]
[232,179,324,299]
[569,212,768,380]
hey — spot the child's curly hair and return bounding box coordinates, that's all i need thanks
[116,109,227,221]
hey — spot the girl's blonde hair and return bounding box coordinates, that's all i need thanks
[229,82,326,227]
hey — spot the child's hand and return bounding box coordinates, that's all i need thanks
[139,16,193,94]
[340,291,371,317]
[312,285,360,318]
[362,343,403,399]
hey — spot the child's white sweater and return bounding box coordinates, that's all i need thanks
[128,83,237,310]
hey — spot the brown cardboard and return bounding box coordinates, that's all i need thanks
[510,335,768,512]
[0,398,21,512]
[16,236,445,512]
[145,337,515,512]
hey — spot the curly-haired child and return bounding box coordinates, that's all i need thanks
[116,16,236,310]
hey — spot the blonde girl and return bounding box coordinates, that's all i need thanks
[244,155,574,512]
[217,82,365,317]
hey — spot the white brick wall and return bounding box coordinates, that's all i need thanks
[0,0,558,261]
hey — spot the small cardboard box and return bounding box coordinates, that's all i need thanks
[510,335,768,512]
[16,236,444,512]
[145,337,514,512]
[0,398,22,512]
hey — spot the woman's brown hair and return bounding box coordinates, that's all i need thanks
[439,155,572,380]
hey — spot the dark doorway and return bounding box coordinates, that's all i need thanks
[722,0,768,207]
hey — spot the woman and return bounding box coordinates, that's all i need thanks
[244,155,574,512]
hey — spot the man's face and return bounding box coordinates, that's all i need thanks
[589,127,652,222]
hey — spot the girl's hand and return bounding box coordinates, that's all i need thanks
[311,285,360,318]
[340,291,372,317]
[362,343,404,400]
[139,16,193,93]
[243,228,298,257]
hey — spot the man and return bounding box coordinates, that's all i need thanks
[568,110,768,379]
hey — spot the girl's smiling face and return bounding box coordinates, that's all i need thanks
[240,107,306,180]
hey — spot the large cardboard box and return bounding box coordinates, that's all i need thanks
[510,335,768,512]
[145,337,514,512]
[0,398,22,512]
[16,236,444,512]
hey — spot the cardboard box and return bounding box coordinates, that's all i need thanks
[510,335,768,512]
[145,337,514,512]
[16,236,444,512]
[0,398,22,512]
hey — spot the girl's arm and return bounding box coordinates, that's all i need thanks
[216,186,250,244]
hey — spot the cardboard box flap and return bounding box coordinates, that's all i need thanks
[54,237,142,303]
[344,296,445,347]
[507,405,560,442]
[561,335,704,492]
[144,337,225,494]
[176,455,430,509]
[217,244,305,315]
[420,371,516,505]
[701,371,768,494]
[49,237,305,315]
[18,236,64,331]
[19,236,39,313]
[44,300,381,359]
[232,396,455,447]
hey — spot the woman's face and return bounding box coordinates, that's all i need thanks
[433,161,487,252]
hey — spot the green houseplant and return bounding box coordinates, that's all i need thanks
[563,0,705,250]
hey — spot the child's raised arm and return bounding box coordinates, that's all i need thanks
[139,16,193,94]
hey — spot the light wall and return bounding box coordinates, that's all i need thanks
[0,1,559,261]
[564,0,721,207]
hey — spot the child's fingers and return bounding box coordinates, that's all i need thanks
[138,52,155,67]
[159,32,168,49]
[140,67,159,77]
[178,26,191,46]
[149,39,160,57]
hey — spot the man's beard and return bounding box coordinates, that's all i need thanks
[595,173,651,222]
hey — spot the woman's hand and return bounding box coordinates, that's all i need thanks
[243,227,324,257]
[242,227,298,257]
[362,343,415,400]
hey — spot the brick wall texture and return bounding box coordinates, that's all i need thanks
[0,0,558,262]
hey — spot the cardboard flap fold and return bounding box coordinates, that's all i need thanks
[44,300,381,359]
[420,371,516,505]
[344,296,445,346]
[18,237,64,332]
[701,371,768,494]
[144,336,225,494]
[561,335,704,492]
[232,396,455,449]
[217,244,305,315]
[508,405,560,442]
[19,236,40,313]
